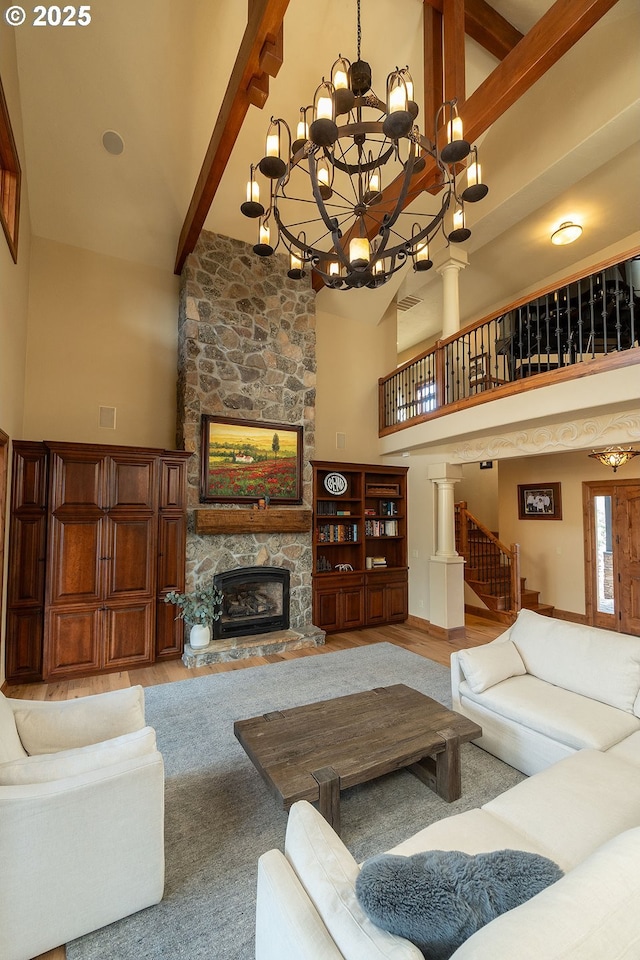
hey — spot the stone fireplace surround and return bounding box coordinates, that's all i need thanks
[177,231,325,664]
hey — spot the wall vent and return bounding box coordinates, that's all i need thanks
[396,295,422,312]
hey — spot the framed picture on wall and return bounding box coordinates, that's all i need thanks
[517,482,562,520]
[200,415,303,504]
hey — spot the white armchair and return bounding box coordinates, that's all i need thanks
[0,685,165,960]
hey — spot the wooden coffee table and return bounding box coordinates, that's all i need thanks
[234,684,482,835]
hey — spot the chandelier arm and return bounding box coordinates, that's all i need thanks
[329,141,394,176]
[274,207,352,270]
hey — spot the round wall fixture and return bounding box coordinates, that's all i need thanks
[102,130,125,156]
[551,221,582,245]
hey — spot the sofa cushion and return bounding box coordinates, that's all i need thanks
[483,749,640,871]
[0,727,157,785]
[0,693,28,763]
[11,686,146,755]
[355,849,562,960]
[284,800,422,960]
[605,729,640,767]
[459,674,640,751]
[457,640,526,693]
[256,850,344,960]
[450,827,640,960]
[509,608,640,712]
[387,809,554,862]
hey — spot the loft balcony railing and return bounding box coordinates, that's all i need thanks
[379,251,640,435]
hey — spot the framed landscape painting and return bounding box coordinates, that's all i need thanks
[517,482,562,520]
[200,415,303,504]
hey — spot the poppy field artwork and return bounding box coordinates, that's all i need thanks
[200,415,303,504]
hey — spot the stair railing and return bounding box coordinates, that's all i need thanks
[455,501,522,615]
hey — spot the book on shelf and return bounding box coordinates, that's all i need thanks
[317,501,338,515]
[365,519,398,537]
[370,556,387,568]
[317,522,359,543]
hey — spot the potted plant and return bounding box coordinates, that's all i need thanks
[164,580,224,649]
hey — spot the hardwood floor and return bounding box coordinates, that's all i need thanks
[8,615,502,960]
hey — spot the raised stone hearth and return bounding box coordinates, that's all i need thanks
[182,625,325,667]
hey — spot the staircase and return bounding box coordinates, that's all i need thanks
[455,502,554,623]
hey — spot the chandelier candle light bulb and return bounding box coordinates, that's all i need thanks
[350,236,370,267]
[316,95,333,121]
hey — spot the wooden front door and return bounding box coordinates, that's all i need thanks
[584,480,640,635]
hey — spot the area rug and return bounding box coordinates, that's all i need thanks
[67,642,525,960]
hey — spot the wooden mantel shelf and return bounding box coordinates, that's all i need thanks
[194,508,312,535]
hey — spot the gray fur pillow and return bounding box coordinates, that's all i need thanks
[355,848,563,959]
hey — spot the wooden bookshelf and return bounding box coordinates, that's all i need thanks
[312,460,408,633]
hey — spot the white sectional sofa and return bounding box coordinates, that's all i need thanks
[254,610,640,959]
[256,746,640,959]
[452,607,640,775]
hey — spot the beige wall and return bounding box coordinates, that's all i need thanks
[315,303,397,463]
[457,462,499,533]
[23,238,180,447]
[0,25,31,439]
[498,451,640,616]
[1,25,32,687]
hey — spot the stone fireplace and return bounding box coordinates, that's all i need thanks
[177,231,324,663]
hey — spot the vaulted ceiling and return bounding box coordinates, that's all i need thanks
[12,0,640,350]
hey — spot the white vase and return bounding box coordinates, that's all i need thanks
[189,624,211,649]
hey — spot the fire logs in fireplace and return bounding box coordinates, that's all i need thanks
[213,566,290,640]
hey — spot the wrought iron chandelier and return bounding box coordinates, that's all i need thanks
[240,0,488,290]
[588,446,639,473]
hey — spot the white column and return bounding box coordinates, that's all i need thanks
[428,463,465,634]
[435,248,468,339]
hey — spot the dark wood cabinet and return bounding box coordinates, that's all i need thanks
[312,461,408,633]
[5,443,48,682]
[6,441,190,683]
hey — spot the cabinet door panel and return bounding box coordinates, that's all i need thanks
[45,607,101,677]
[8,516,47,603]
[315,590,339,632]
[386,581,408,621]
[106,516,156,597]
[12,444,47,510]
[365,585,386,624]
[156,600,184,659]
[342,587,364,628]
[160,459,187,510]
[105,603,154,668]
[157,514,186,591]
[49,450,104,511]
[48,517,102,603]
[108,455,156,510]
[6,609,43,681]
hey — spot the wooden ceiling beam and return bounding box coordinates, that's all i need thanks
[424,0,523,61]
[174,0,289,275]
[338,0,620,250]
[443,0,466,104]
[423,4,443,125]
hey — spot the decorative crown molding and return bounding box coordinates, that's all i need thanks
[454,410,640,462]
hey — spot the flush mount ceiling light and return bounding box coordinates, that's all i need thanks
[240,0,488,290]
[588,446,639,473]
[551,221,582,246]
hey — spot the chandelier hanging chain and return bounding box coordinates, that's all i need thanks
[240,3,488,288]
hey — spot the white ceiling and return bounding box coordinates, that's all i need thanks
[13,0,640,352]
